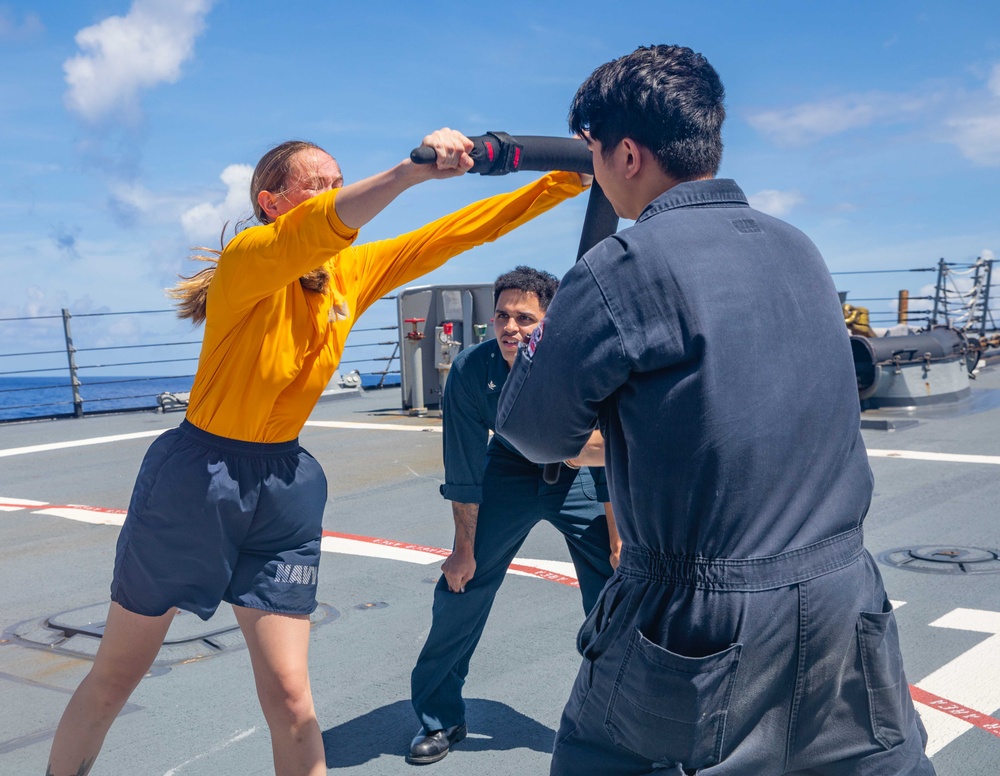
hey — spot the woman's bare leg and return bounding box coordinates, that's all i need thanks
[46,602,175,776]
[233,605,325,776]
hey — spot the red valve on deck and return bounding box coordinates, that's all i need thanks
[442,322,454,336]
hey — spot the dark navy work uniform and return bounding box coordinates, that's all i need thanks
[497,180,935,775]
[410,337,614,734]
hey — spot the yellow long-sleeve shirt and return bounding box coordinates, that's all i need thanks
[185,171,585,442]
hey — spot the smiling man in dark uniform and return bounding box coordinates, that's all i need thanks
[407,266,616,765]
[496,45,935,776]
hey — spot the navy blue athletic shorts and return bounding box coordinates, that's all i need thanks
[111,420,327,620]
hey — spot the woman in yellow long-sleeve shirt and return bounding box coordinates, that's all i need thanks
[47,129,589,776]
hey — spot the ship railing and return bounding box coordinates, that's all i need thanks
[832,257,1000,358]
[5,262,1000,424]
[0,297,401,424]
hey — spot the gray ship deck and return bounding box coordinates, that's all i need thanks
[2,369,1000,775]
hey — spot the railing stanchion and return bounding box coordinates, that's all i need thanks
[61,308,84,417]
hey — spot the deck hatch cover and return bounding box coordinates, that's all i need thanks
[8,602,339,667]
[877,545,1000,575]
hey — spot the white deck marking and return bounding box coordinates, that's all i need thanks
[305,420,441,433]
[1,499,129,525]
[13,492,1000,756]
[0,420,436,459]
[320,534,445,565]
[867,448,1000,465]
[914,608,1000,755]
[6,502,581,584]
[0,429,166,458]
[162,727,257,775]
[34,506,126,526]
[6,427,999,471]
[0,420,436,461]
[320,532,578,583]
[0,497,47,512]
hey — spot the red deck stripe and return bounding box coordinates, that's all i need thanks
[910,685,1000,737]
[18,501,1000,737]
[322,530,579,587]
[2,502,126,514]
[324,530,451,558]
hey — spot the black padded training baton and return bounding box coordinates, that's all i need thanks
[411,132,619,483]
[410,131,592,176]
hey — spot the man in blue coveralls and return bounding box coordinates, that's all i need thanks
[496,46,935,775]
[407,266,617,765]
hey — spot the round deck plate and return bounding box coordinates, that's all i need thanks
[877,545,1000,575]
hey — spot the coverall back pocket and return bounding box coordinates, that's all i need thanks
[858,597,911,749]
[605,627,741,769]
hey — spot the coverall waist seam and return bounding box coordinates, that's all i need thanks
[616,527,865,591]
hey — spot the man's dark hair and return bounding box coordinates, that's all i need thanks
[494,266,560,310]
[568,44,726,179]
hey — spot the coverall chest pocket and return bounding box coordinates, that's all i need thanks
[605,627,741,769]
[858,596,912,749]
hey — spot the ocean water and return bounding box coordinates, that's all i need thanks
[0,376,197,422]
[0,372,400,423]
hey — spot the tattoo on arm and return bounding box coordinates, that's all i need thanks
[46,757,96,776]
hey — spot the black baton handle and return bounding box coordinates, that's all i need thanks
[410,134,592,176]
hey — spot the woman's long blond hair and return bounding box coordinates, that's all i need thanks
[166,140,332,324]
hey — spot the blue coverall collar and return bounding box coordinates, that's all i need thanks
[637,178,747,223]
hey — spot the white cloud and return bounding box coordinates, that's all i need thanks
[944,113,1000,166]
[748,189,804,217]
[746,92,926,146]
[748,62,1000,167]
[106,180,180,227]
[942,65,1000,166]
[106,179,224,231]
[180,164,254,243]
[63,0,213,124]
[989,64,1000,97]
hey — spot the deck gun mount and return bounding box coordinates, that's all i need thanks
[851,325,979,409]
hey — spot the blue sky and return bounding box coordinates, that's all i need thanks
[1,0,998,365]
